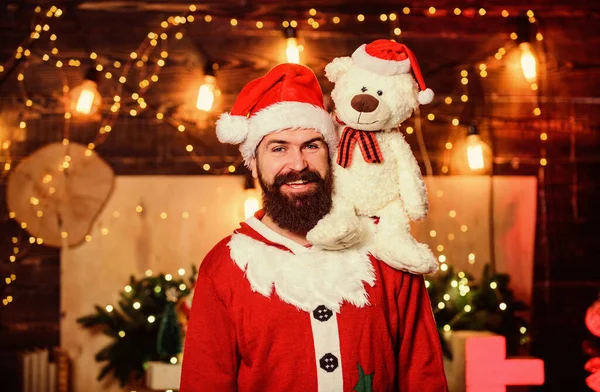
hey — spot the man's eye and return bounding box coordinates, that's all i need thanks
[305,144,319,149]
[272,146,286,153]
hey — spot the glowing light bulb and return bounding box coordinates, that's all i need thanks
[196,74,218,112]
[286,36,300,64]
[467,143,485,170]
[519,42,537,83]
[71,79,101,116]
[463,126,492,173]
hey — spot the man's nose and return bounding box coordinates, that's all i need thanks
[288,149,308,172]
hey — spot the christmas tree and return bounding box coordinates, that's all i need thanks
[77,267,196,386]
[426,263,529,358]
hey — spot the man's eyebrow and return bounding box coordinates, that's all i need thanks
[265,139,290,146]
[265,137,325,147]
[302,137,326,146]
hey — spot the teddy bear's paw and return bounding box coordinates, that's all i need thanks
[405,205,428,221]
[371,238,438,275]
[307,214,364,250]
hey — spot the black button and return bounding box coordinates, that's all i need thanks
[313,305,333,322]
[319,353,339,373]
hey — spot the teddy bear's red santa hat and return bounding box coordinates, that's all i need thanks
[351,39,434,105]
[215,63,337,166]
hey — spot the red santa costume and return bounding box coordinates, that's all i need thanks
[180,63,448,391]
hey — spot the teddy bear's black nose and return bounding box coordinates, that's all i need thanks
[351,94,379,113]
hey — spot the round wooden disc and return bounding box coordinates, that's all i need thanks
[6,142,114,248]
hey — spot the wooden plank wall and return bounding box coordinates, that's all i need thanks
[0,1,599,390]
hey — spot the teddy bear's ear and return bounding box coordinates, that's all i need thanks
[325,56,354,83]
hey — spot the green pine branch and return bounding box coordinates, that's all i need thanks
[426,263,530,359]
[77,267,197,387]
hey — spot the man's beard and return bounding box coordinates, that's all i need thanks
[258,167,333,235]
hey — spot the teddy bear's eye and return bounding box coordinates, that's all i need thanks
[377,90,383,96]
[361,86,367,92]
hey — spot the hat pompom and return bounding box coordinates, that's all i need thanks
[418,88,434,105]
[216,113,249,144]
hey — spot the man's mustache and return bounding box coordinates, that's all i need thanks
[272,170,324,188]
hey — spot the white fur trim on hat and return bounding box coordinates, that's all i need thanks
[216,112,250,144]
[239,101,338,167]
[418,88,434,105]
[351,44,411,76]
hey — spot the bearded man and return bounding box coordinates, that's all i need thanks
[180,63,448,392]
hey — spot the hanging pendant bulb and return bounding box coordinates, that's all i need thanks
[515,16,538,84]
[70,69,102,116]
[465,125,492,173]
[519,42,537,83]
[196,63,219,112]
[284,27,300,64]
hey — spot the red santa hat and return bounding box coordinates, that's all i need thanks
[216,63,337,166]
[351,39,434,105]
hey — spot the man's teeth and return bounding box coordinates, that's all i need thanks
[287,180,307,185]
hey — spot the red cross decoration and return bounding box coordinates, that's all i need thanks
[465,335,544,392]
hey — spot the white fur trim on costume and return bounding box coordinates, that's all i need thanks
[216,112,249,144]
[239,101,338,167]
[245,216,309,255]
[324,56,354,83]
[351,44,411,76]
[227,233,376,312]
[418,88,434,105]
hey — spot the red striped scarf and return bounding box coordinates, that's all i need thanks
[336,126,384,168]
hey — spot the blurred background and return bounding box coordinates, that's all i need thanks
[0,1,599,391]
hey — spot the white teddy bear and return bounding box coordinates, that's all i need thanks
[307,39,438,275]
